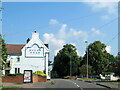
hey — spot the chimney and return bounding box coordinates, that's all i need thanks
[44,44,49,48]
[27,38,30,43]
[32,31,39,39]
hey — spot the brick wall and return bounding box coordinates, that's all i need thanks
[38,75,47,82]
[2,75,47,83]
[2,75,23,83]
[33,75,46,83]
[32,75,38,83]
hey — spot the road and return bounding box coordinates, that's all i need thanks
[2,79,119,90]
[52,79,118,90]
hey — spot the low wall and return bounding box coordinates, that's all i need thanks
[2,75,23,83]
[33,75,47,83]
[2,75,47,83]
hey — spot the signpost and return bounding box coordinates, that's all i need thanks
[24,70,32,83]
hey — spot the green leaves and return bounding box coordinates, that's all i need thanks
[83,41,112,75]
[52,41,116,77]
[52,44,81,77]
[0,34,8,70]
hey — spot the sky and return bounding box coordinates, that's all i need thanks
[1,1,118,62]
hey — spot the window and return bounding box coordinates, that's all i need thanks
[17,56,20,62]
[15,68,20,73]
[15,68,17,73]
[7,61,10,67]
[18,68,20,73]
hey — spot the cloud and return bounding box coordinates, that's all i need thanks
[43,33,65,56]
[68,28,88,42]
[91,28,101,35]
[105,46,111,53]
[57,24,67,39]
[86,2,117,14]
[70,43,76,47]
[49,19,59,25]
[43,19,106,61]
[43,22,89,58]
[91,28,105,37]
[101,15,109,20]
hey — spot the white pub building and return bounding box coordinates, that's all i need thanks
[4,31,50,79]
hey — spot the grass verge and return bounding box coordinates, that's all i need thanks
[77,78,100,80]
[109,82,120,85]
[0,86,22,90]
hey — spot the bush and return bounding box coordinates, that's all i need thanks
[15,73,23,75]
[51,71,59,78]
[7,74,16,76]
[101,72,114,76]
[63,76,70,79]
[33,71,47,77]
[7,73,23,76]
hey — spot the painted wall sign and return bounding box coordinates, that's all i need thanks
[24,70,32,83]
[25,44,44,58]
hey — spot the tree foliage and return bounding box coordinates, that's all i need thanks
[79,64,93,76]
[0,34,7,70]
[52,44,81,77]
[83,41,110,74]
[110,55,120,76]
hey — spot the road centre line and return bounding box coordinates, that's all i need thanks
[77,85,80,87]
[72,81,83,90]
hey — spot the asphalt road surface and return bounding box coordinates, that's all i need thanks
[52,79,119,90]
[2,79,119,90]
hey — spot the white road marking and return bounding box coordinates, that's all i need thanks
[72,81,83,90]
[77,85,80,87]
[74,83,76,84]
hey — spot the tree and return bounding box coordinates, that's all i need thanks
[83,41,110,75]
[52,44,81,77]
[79,64,93,76]
[107,55,116,72]
[110,55,120,76]
[48,60,52,66]
[0,34,7,70]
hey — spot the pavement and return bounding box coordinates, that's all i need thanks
[95,82,119,88]
[1,80,54,88]
[82,80,120,89]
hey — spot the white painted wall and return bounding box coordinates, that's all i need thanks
[6,32,50,79]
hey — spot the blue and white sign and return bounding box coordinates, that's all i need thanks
[24,70,32,83]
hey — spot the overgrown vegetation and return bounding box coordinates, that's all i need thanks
[101,72,114,76]
[7,73,23,76]
[0,34,8,71]
[33,71,47,77]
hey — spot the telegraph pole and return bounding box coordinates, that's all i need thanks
[0,0,3,88]
[85,41,88,79]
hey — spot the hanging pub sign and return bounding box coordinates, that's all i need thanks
[24,70,32,83]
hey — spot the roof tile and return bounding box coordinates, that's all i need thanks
[6,44,25,55]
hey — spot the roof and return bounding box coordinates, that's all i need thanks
[6,44,25,55]
[6,44,48,55]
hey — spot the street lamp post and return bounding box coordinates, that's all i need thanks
[70,52,72,77]
[85,41,88,79]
